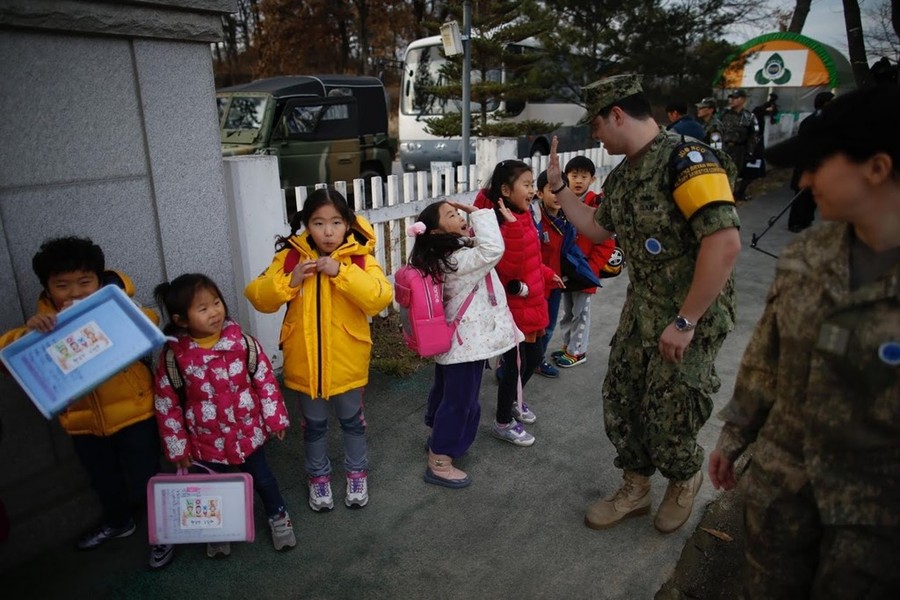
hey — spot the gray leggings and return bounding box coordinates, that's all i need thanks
[297,388,368,477]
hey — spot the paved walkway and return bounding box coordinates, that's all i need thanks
[4,184,800,599]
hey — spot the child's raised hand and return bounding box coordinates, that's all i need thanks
[496,198,517,223]
[448,201,476,214]
[26,313,57,333]
[174,457,192,470]
[289,260,317,288]
[547,136,564,191]
[316,256,341,277]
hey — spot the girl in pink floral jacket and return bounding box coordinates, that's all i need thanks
[153,273,295,558]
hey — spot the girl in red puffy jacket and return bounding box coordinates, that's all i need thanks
[480,160,562,447]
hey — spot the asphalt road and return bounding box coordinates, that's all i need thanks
[3,182,800,599]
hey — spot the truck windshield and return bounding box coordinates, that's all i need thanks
[223,96,268,133]
[401,45,499,117]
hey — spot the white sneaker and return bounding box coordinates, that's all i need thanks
[491,420,535,447]
[511,402,537,424]
[308,475,334,511]
[345,470,369,508]
[268,511,297,550]
[206,541,231,558]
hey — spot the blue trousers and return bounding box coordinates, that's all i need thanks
[298,388,368,477]
[197,445,287,518]
[540,288,563,357]
[70,417,161,527]
[424,361,485,458]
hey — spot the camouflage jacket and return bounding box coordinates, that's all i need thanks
[719,108,755,149]
[701,115,724,148]
[716,223,900,525]
[595,128,739,346]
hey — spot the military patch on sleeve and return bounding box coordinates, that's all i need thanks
[669,142,735,219]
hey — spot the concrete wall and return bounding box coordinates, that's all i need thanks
[0,0,237,570]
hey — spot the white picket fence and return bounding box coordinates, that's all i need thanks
[283,143,620,279]
[225,142,621,368]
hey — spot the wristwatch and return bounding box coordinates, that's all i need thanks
[674,315,696,332]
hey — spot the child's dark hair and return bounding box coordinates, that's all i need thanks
[665,101,688,115]
[483,159,532,222]
[564,155,596,177]
[536,170,549,192]
[154,273,229,336]
[408,200,470,281]
[32,236,105,288]
[275,188,357,251]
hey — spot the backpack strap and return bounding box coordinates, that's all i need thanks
[449,274,496,344]
[242,332,259,378]
[164,345,185,403]
[283,248,301,274]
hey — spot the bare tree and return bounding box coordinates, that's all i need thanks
[787,0,813,32]
[843,0,871,86]
[863,0,900,60]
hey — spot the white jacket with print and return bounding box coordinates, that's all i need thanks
[435,208,523,365]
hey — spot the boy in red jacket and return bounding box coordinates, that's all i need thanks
[554,157,615,368]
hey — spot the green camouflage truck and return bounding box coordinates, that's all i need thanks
[216,75,396,193]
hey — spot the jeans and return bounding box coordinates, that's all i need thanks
[540,288,563,358]
[197,445,286,518]
[298,388,368,477]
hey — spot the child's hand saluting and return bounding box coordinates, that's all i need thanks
[497,198,517,223]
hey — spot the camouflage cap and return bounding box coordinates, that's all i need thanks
[695,97,717,109]
[728,89,747,98]
[577,74,643,125]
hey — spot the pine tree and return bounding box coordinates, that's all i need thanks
[418,0,562,137]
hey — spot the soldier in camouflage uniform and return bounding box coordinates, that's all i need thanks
[548,74,741,534]
[709,85,900,598]
[720,89,757,200]
[695,97,723,150]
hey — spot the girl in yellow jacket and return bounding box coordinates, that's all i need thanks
[245,188,392,512]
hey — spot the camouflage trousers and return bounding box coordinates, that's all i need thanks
[743,470,900,599]
[601,329,725,481]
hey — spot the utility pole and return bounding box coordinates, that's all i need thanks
[461,0,472,189]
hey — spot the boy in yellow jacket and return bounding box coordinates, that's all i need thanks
[0,237,172,569]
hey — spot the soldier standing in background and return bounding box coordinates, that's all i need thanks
[548,74,741,534]
[709,85,900,599]
[695,97,723,149]
[720,89,756,200]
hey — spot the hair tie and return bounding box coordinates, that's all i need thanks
[407,222,427,237]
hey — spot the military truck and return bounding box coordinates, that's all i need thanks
[216,75,396,193]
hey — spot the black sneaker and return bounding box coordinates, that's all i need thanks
[149,544,175,569]
[77,520,137,550]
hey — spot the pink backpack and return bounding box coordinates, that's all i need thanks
[393,266,493,358]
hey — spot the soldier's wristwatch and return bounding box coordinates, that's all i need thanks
[674,315,696,332]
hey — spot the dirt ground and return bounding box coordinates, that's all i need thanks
[656,484,749,599]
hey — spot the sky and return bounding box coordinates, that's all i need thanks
[730,0,889,62]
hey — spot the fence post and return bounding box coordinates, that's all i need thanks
[223,156,287,369]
